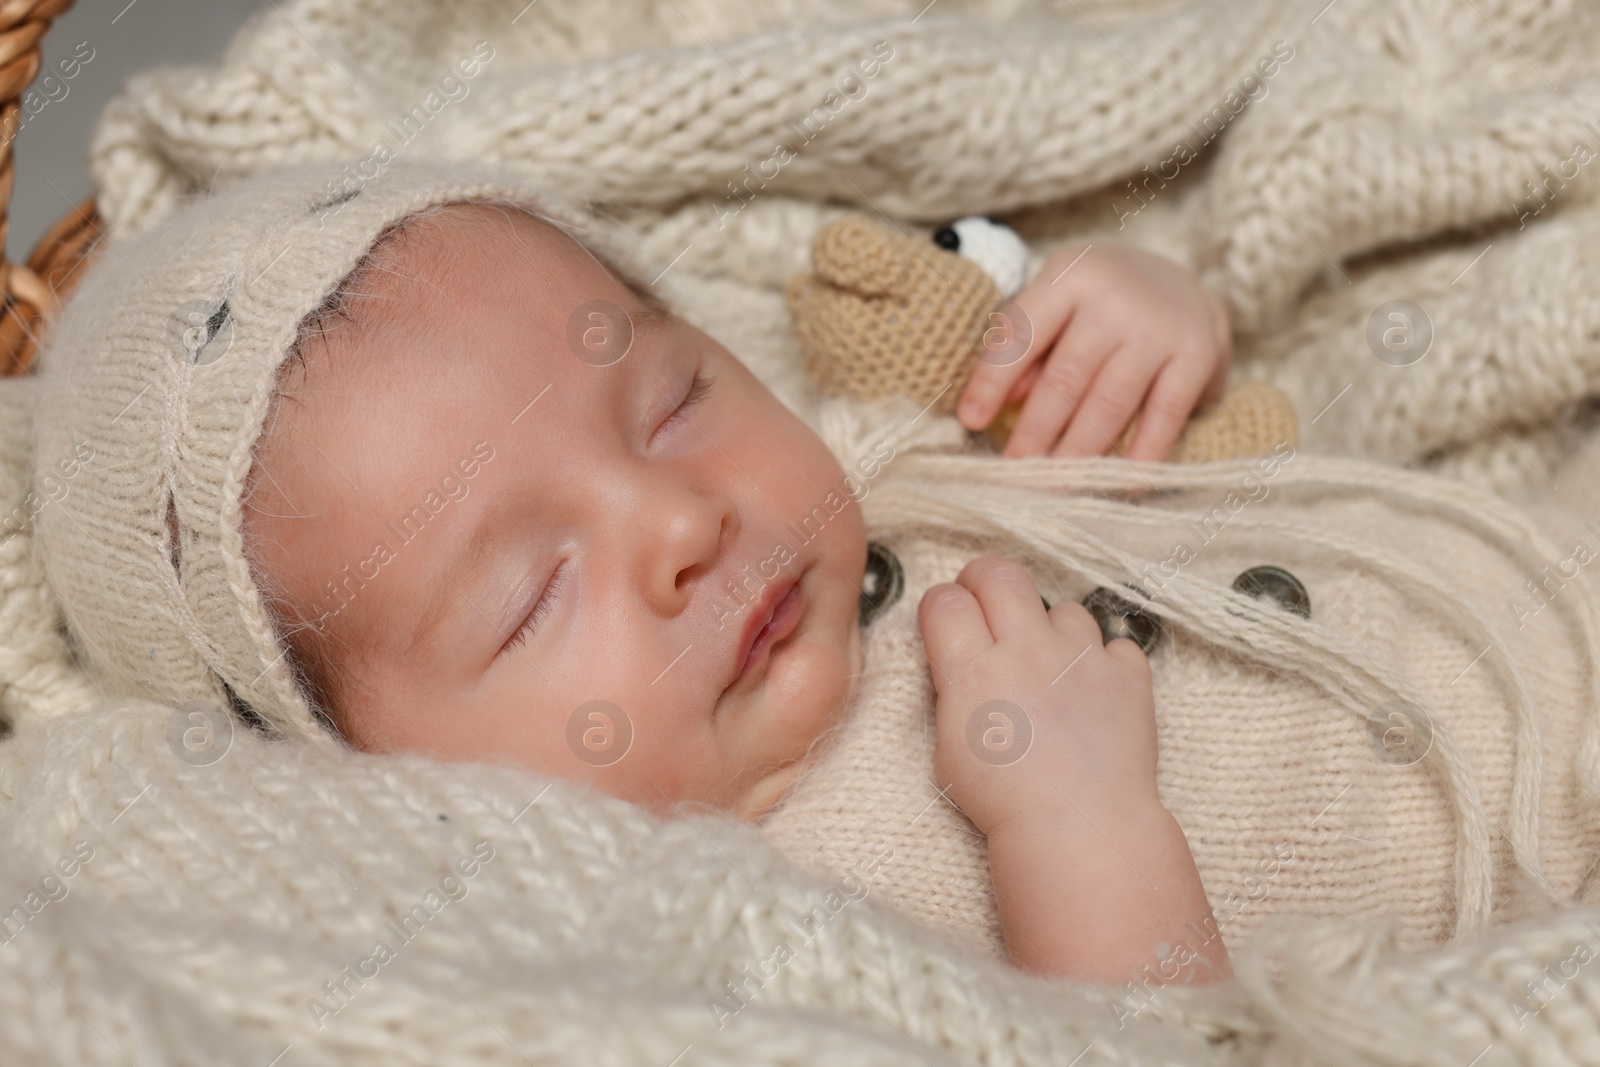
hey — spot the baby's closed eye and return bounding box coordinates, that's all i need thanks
[502,561,570,655]
[656,373,716,436]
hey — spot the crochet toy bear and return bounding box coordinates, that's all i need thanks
[787,213,1298,461]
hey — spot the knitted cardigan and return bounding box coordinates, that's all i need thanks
[763,399,1600,962]
[8,0,1600,1063]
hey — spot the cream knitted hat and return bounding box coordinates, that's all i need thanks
[28,158,650,743]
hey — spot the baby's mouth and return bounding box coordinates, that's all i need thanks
[728,568,807,691]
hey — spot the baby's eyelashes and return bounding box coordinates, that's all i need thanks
[656,373,717,437]
[500,561,569,656]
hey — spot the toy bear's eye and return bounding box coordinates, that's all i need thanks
[933,216,1030,300]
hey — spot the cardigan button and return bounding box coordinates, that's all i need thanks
[860,543,905,625]
[1082,585,1162,655]
[1232,565,1311,619]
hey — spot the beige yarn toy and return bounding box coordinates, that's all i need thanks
[787,213,1297,461]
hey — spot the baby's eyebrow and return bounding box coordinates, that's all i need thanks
[632,299,673,337]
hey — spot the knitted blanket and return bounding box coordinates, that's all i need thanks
[6,0,1600,1063]
[88,0,1600,492]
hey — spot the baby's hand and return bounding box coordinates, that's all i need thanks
[955,246,1232,461]
[918,557,1160,838]
[919,557,1231,984]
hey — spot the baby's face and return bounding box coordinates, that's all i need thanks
[246,203,867,820]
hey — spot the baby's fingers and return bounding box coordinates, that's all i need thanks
[1123,360,1210,463]
[918,582,993,689]
[955,556,1050,643]
[957,300,1048,431]
[1000,337,1116,457]
[958,252,1091,432]
[1052,357,1156,458]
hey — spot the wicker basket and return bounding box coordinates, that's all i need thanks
[0,0,103,379]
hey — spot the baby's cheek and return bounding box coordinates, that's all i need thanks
[765,632,857,749]
[759,418,847,502]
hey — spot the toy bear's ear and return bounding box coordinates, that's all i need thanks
[787,210,1000,415]
[1162,378,1298,462]
[807,214,908,297]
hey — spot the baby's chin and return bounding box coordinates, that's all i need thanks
[732,762,813,822]
[728,623,863,823]
[729,717,850,823]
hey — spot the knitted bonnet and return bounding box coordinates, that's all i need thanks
[26,158,654,743]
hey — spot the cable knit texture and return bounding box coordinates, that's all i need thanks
[84,0,1600,491]
[6,0,1600,1063]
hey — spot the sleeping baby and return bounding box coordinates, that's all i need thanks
[28,159,1600,1006]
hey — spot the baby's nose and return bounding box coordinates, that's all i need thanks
[808,215,911,298]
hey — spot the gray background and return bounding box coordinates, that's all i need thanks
[10,0,258,260]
